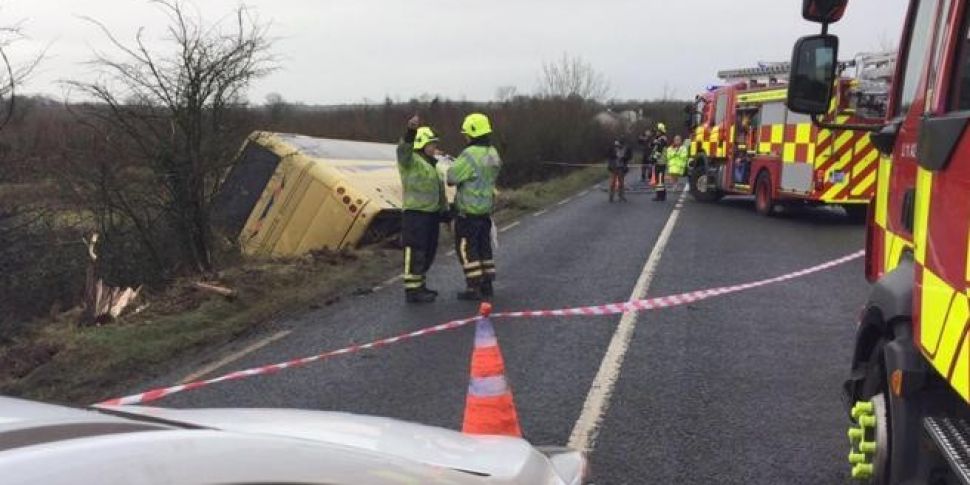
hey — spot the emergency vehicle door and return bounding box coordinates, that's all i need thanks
[730,106,760,187]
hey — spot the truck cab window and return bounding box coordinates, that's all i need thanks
[715,94,728,125]
[950,3,970,110]
[897,0,940,115]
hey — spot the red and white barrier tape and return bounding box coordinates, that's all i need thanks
[493,250,865,318]
[97,250,863,407]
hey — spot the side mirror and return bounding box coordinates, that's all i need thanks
[802,0,847,23]
[787,34,839,116]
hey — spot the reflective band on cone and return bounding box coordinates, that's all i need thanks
[462,311,522,437]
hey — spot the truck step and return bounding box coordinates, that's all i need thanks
[924,416,970,485]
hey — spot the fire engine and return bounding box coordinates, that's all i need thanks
[688,56,892,219]
[789,0,970,483]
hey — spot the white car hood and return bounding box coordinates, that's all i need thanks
[104,405,575,482]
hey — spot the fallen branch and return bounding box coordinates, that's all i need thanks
[193,282,237,300]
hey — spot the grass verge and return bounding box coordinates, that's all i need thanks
[0,166,605,405]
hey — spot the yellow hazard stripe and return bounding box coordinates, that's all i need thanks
[875,158,891,227]
[914,168,933,265]
[851,171,876,196]
[737,88,787,103]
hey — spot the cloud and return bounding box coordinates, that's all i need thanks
[3,0,906,103]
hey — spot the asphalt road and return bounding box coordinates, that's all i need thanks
[152,174,867,484]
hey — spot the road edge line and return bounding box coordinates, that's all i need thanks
[178,330,293,384]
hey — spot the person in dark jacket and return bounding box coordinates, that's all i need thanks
[637,129,654,183]
[607,139,632,203]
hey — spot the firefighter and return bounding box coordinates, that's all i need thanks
[397,115,448,304]
[607,139,632,203]
[650,123,669,185]
[652,124,670,201]
[447,113,502,301]
[665,135,690,193]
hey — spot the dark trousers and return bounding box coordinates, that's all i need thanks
[402,210,440,292]
[654,164,668,200]
[455,215,494,288]
[609,171,626,200]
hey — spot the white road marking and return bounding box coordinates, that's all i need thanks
[179,330,293,384]
[557,197,573,206]
[382,275,403,286]
[579,190,590,197]
[446,250,456,256]
[500,221,520,232]
[568,190,688,453]
[532,209,548,217]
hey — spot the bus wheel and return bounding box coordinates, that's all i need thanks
[754,171,775,216]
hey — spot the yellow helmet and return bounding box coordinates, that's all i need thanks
[461,113,492,138]
[414,126,439,150]
[656,122,667,133]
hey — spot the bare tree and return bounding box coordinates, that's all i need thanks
[495,85,518,103]
[65,0,276,274]
[537,53,611,101]
[0,23,42,133]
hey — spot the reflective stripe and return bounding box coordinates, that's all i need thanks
[459,238,471,266]
[404,247,412,276]
[468,375,510,397]
[914,168,933,265]
[874,157,891,227]
[404,281,424,289]
[463,262,481,270]
[466,270,484,278]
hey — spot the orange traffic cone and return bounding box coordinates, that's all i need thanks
[461,303,522,437]
[649,167,658,187]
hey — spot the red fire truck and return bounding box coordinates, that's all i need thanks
[688,59,890,219]
[789,0,970,483]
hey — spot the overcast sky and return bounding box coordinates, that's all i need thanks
[4,0,907,104]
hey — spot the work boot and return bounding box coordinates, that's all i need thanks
[423,286,439,296]
[457,287,483,301]
[653,190,666,202]
[405,288,436,304]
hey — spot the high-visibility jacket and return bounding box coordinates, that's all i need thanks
[448,144,502,216]
[397,138,446,213]
[665,145,689,176]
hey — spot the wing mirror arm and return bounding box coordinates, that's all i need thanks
[868,119,903,156]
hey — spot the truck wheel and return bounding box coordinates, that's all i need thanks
[754,171,775,216]
[689,170,724,203]
[853,333,933,485]
[852,342,892,484]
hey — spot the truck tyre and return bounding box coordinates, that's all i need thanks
[689,169,724,203]
[754,170,775,216]
[855,329,933,485]
[857,341,892,484]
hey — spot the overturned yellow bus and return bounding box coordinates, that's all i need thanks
[213,132,447,257]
